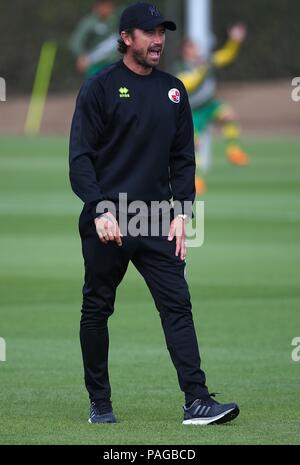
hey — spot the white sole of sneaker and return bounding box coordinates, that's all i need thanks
[182,407,238,425]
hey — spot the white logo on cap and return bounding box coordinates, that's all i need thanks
[168,88,181,104]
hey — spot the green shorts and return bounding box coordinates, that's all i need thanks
[192,100,224,134]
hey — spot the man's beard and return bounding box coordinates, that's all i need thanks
[132,48,159,69]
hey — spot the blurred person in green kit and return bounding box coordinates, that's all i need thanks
[69,0,120,77]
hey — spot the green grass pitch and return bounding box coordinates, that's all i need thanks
[0,135,299,444]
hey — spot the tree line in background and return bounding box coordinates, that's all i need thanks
[1,0,299,94]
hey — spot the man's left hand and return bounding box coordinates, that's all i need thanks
[168,216,188,261]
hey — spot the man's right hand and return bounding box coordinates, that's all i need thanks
[94,212,123,247]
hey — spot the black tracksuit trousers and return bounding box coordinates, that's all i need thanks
[79,209,209,407]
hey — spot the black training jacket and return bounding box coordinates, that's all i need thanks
[69,59,195,218]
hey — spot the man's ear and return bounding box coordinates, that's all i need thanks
[121,31,132,47]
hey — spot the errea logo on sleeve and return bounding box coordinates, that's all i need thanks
[119,87,130,98]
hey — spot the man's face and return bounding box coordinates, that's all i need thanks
[126,26,166,69]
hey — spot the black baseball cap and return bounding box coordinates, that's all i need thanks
[119,2,177,33]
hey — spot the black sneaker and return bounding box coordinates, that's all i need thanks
[88,402,117,424]
[183,395,239,425]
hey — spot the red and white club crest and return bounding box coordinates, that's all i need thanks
[168,88,181,104]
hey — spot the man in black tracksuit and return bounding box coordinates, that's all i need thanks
[69,2,239,425]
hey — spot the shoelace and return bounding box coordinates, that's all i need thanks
[198,392,221,406]
[184,392,222,410]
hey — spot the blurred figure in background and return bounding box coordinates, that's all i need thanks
[175,23,249,194]
[69,0,120,77]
